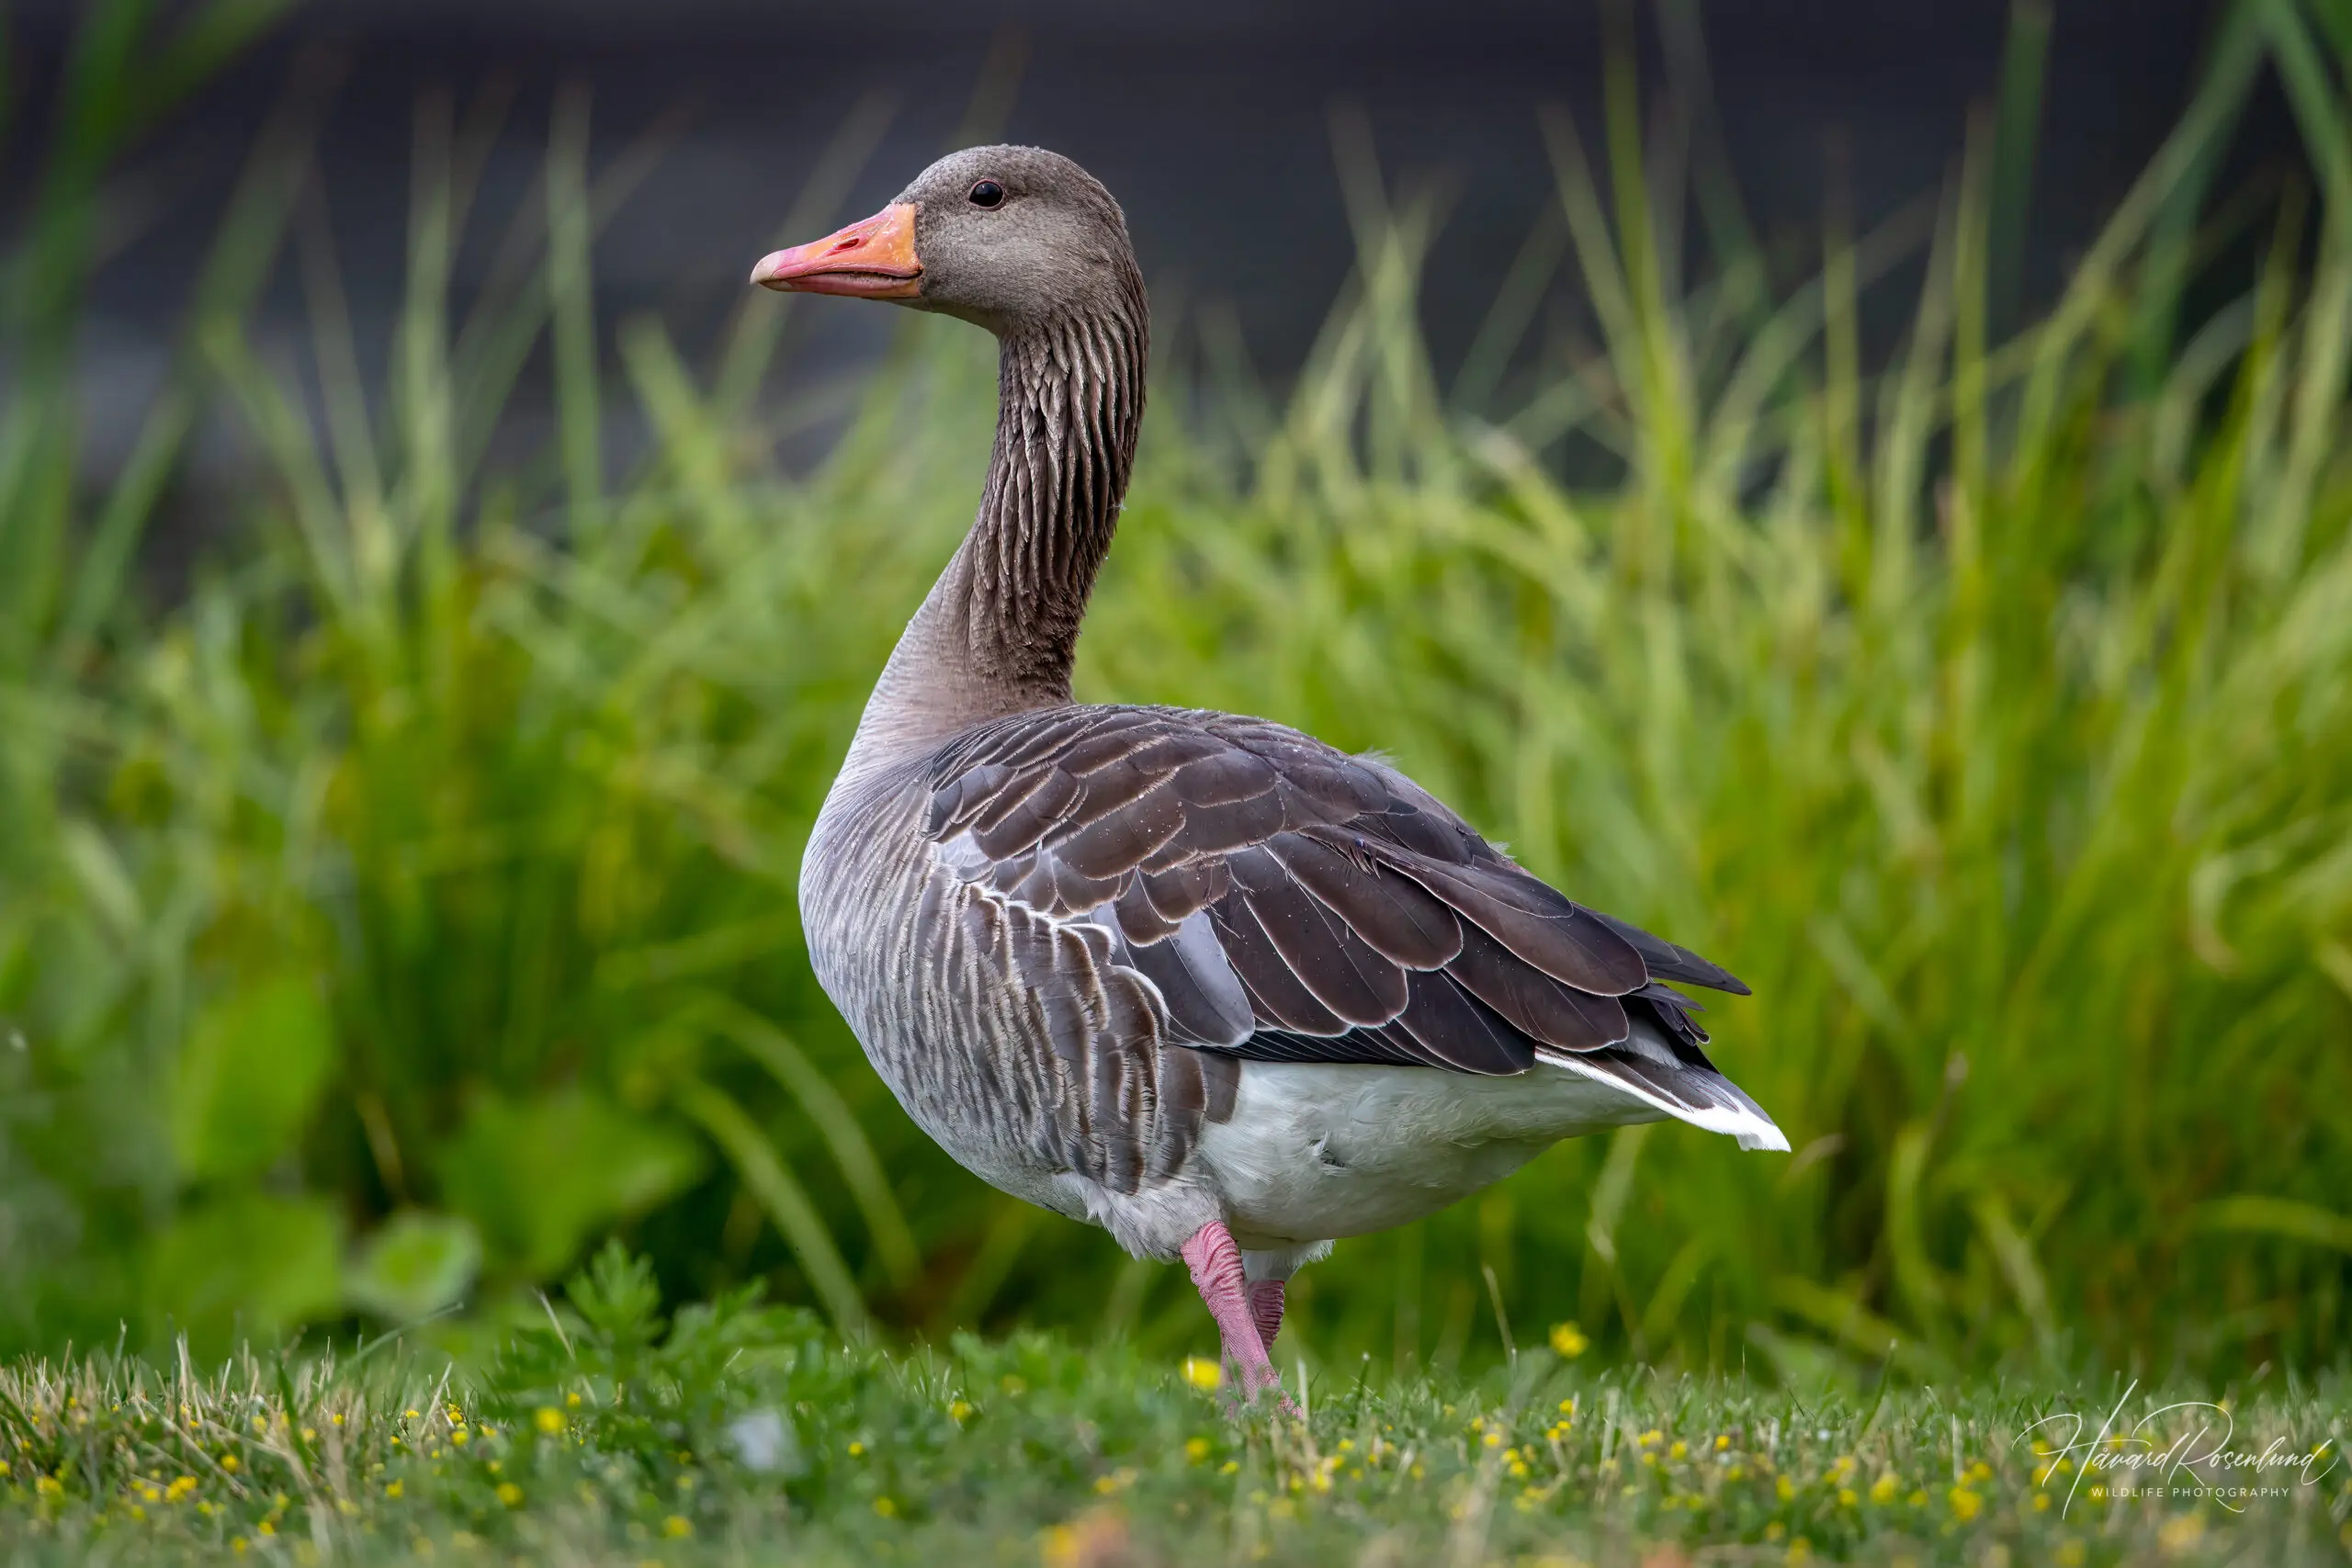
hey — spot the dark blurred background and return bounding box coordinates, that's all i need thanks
[14,0,2292,475]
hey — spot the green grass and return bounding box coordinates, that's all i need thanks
[0,1251,2345,1566]
[3,0,2352,1389]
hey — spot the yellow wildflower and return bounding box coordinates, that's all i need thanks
[1948,1486,1983,1522]
[1548,1322,1589,1359]
[496,1483,523,1507]
[1182,1357,1223,1393]
[665,1514,695,1536]
[536,1407,564,1436]
[2157,1514,2207,1554]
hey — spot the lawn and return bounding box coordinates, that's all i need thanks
[4,8,2352,1557]
[0,1250,2345,1566]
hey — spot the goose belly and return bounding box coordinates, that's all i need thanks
[1198,1059,1665,1247]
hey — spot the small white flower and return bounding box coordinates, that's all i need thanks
[726,1409,801,1476]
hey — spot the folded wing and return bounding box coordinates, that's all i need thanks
[926,706,1758,1097]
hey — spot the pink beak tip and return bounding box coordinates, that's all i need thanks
[749,249,796,288]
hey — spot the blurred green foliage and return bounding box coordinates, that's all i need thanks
[2,0,2350,1382]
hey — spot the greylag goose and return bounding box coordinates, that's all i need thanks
[757,146,1786,1406]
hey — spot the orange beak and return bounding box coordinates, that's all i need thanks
[749,203,922,299]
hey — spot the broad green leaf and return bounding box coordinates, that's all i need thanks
[435,1089,704,1280]
[347,1210,482,1322]
[170,974,334,1181]
[145,1190,342,1352]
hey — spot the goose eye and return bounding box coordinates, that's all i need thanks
[968,179,1006,209]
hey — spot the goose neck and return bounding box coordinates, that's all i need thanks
[854,299,1148,756]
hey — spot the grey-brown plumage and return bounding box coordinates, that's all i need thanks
[765,145,1783,1398]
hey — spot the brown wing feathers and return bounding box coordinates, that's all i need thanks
[926,705,1747,1085]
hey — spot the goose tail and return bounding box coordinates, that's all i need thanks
[1536,987,1789,1152]
[1542,1045,1790,1150]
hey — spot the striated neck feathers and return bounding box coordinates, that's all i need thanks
[859,271,1148,751]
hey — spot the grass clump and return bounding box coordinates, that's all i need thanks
[0,1251,2345,1564]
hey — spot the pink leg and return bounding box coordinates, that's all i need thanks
[1247,1278,1285,1351]
[1181,1222,1292,1411]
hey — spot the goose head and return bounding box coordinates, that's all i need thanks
[751,144,1140,337]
